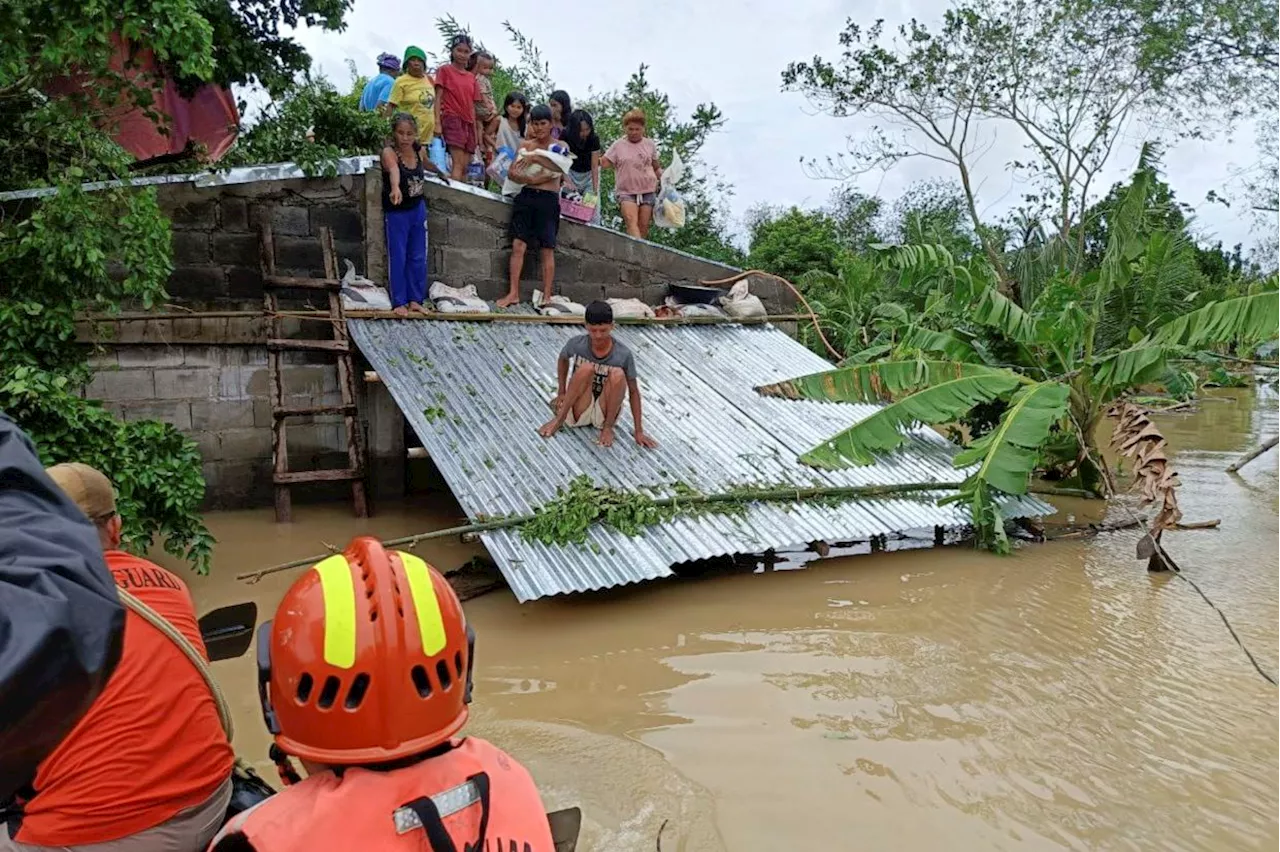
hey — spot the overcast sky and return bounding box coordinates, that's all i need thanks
[290,0,1274,252]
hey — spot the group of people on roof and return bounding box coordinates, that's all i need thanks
[358,39,666,315]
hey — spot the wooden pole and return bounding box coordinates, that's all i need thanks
[1226,436,1278,473]
[238,481,968,582]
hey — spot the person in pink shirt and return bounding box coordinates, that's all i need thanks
[433,33,484,181]
[602,108,663,239]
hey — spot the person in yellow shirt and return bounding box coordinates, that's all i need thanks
[385,46,435,143]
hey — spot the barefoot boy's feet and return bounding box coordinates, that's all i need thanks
[496,293,520,309]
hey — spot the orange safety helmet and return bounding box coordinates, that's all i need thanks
[256,537,475,765]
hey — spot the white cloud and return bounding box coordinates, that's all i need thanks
[290,0,1272,249]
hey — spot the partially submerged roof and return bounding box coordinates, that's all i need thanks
[349,319,1053,602]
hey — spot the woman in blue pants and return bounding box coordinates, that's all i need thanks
[381,113,447,315]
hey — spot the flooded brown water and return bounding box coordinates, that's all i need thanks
[175,386,1279,851]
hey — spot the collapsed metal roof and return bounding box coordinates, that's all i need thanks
[349,319,1054,602]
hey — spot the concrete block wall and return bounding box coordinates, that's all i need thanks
[363,170,796,312]
[83,331,349,509]
[158,175,367,311]
[79,168,795,510]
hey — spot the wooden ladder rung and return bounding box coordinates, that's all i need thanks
[273,469,364,484]
[267,338,349,353]
[264,275,343,291]
[273,404,358,419]
[261,222,368,523]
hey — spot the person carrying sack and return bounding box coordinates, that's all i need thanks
[1,464,234,852]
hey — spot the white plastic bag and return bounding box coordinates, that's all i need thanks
[532,291,586,317]
[429,281,490,313]
[653,150,687,230]
[720,279,766,319]
[607,297,655,319]
[488,146,516,191]
[339,259,392,311]
[500,145,575,197]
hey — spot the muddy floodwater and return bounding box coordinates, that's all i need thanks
[176,385,1279,851]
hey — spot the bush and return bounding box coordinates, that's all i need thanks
[0,366,214,571]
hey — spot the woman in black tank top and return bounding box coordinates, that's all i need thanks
[381,113,448,315]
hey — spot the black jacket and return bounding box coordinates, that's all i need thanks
[0,415,125,801]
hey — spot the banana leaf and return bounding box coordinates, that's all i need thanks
[1151,290,1279,349]
[898,326,985,363]
[756,360,1009,404]
[796,369,1026,468]
[951,382,1071,494]
[1089,344,1173,393]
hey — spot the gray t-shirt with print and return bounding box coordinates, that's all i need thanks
[559,335,636,380]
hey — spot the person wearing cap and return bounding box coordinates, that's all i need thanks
[358,52,400,112]
[0,464,234,852]
[537,300,659,449]
[386,46,436,143]
[208,538,557,851]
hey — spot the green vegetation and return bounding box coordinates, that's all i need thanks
[0,0,353,572]
[222,68,386,177]
[517,475,1063,546]
[750,0,1275,555]
[757,149,1278,551]
[522,475,683,544]
[3,0,1273,566]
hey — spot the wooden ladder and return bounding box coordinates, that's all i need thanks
[259,222,368,523]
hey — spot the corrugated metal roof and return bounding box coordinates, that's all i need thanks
[349,319,1054,601]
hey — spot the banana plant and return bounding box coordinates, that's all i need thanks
[758,147,1279,551]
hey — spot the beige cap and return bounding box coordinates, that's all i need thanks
[46,462,117,523]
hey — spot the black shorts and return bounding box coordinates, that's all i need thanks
[509,187,560,249]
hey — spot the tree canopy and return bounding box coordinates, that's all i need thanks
[0,0,357,572]
[782,0,1278,297]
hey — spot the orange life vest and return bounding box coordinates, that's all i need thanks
[209,737,555,852]
[15,550,232,845]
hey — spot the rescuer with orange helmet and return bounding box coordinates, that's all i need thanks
[208,537,556,851]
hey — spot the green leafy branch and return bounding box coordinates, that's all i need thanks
[1,366,214,572]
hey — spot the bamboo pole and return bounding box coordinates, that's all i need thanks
[1201,353,1280,369]
[236,481,1091,584]
[85,311,266,321]
[1041,516,1219,540]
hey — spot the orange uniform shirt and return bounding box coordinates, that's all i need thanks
[14,551,233,845]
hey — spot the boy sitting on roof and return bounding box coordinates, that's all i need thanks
[538,300,659,449]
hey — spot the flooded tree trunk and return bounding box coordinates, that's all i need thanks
[1226,436,1278,473]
